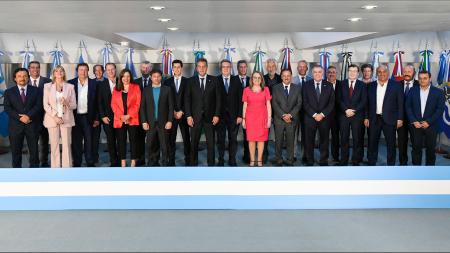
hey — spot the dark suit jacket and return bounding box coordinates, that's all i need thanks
[217,75,243,119]
[236,75,250,89]
[401,79,419,121]
[163,76,189,113]
[184,75,221,123]
[264,73,282,93]
[302,80,335,119]
[3,85,43,134]
[97,78,118,121]
[366,80,404,126]
[29,76,51,124]
[338,79,367,119]
[140,85,174,126]
[406,85,445,131]
[68,77,98,124]
[271,83,302,125]
[134,76,151,91]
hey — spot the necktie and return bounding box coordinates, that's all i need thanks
[33,79,37,87]
[301,77,305,85]
[175,78,179,93]
[143,78,148,88]
[224,78,229,93]
[284,85,289,96]
[20,88,26,104]
[349,81,354,98]
[241,77,246,88]
[315,83,321,100]
[200,78,205,92]
[405,82,410,95]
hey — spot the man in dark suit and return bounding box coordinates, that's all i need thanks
[398,64,419,165]
[262,58,281,163]
[140,69,174,166]
[338,64,367,166]
[185,58,221,166]
[68,63,98,167]
[272,69,302,166]
[365,64,404,166]
[134,61,152,166]
[92,64,105,164]
[292,60,312,164]
[302,65,335,166]
[236,60,251,163]
[163,59,190,166]
[4,68,42,168]
[326,65,342,164]
[28,61,51,167]
[406,71,445,165]
[216,59,243,166]
[97,63,119,167]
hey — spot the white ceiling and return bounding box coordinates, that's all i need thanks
[1,0,449,49]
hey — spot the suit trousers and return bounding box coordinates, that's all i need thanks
[48,126,72,168]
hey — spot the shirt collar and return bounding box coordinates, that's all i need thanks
[377,80,388,87]
[152,83,162,88]
[17,84,28,91]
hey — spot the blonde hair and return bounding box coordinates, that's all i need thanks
[51,65,67,83]
[249,71,266,90]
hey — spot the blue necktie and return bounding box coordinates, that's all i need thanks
[175,78,179,93]
[315,83,321,100]
[224,78,229,93]
[405,82,410,95]
[200,78,205,92]
[284,85,289,97]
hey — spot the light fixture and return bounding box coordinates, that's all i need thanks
[347,17,362,22]
[323,27,335,31]
[362,5,378,10]
[157,18,171,22]
[150,6,165,10]
[167,27,179,31]
[120,41,129,47]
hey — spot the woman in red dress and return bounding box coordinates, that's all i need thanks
[242,71,272,166]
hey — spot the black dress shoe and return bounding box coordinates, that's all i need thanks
[275,160,283,166]
[40,163,50,168]
[217,161,225,166]
[229,161,237,167]
[284,160,294,166]
[319,162,328,166]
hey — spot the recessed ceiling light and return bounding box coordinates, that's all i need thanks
[362,5,378,10]
[120,41,129,47]
[158,18,171,22]
[323,27,335,31]
[347,17,362,22]
[167,27,179,31]
[150,6,165,10]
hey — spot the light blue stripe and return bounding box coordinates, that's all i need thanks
[0,166,449,182]
[1,195,450,210]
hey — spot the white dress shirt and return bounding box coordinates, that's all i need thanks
[174,76,181,93]
[312,81,324,118]
[376,81,388,115]
[328,80,336,90]
[404,80,414,92]
[282,83,291,94]
[56,90,64,117]
[77,79,89,114]
[17,84,28,96]
[420,85,430,117]
[30,77,40,87]
[239,75,247,87]
[108,79,116,94]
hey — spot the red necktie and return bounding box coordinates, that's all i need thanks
[349,81,354,98]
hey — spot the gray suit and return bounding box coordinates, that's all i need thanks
[271,83,302,164]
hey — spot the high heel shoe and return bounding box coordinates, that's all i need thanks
[257,160,263,167]
[249,160,256,167]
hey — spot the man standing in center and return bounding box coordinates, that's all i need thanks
[271,69,302,166]
[185,58,221,166]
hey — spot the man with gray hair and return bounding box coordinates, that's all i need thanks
[398,63,418,165]
[134,60,153,166]
[264,58,282,93]
[365,64,404,166]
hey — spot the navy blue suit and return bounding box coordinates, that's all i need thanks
[3,85,42,167]
[406,85,445,165]
[68,77,98,167]
[366,80,404,165]
[338,79,367,165]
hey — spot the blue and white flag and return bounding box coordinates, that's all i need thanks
[340,51,352,80]
[0,50,8,137]
[161,37,173,77]
[124,47,137,79]
[280,40,293,72]
[101,42,113,68]
[319,49,331,78]
[437,50,449,85]
[371,50,384,81]
[223,38,236,75]
[193,40,206,76]
[75,40,87,78]
[49,42,63,73]
[19,41,34,69]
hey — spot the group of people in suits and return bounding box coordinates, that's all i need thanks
[2,56,446,168]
